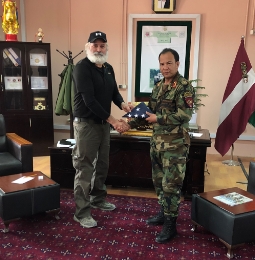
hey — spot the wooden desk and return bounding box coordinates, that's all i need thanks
[107,129,211,199]
[49,129,211,199]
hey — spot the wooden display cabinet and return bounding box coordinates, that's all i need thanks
[0,41,54,156]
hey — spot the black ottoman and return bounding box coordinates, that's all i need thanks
[0,171,60,232]
[191,187,255,258]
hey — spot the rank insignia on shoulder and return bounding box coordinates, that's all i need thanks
[171,81,177,88]
[184,92,193,108]
[181,79,188,85]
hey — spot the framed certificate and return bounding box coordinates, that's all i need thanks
[4,76,22,90]
[30,53,47,66]
[31,77,48,89]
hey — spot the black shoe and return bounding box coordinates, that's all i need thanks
[155,216,177,243]
[146,206,164,225]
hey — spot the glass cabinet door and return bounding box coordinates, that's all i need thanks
[29,48,50,111]
[2,47,23,110]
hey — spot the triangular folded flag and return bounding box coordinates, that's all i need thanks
[122,102,153,118]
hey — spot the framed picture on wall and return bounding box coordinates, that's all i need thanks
[135,20,192,97]
[153,0,176,13]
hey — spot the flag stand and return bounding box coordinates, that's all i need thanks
[222,144,240,166]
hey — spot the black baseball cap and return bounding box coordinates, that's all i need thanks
[88,31,107,43]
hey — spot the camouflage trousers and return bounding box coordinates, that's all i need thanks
[150,144,189,217]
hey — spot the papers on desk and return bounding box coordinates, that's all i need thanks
[110,130,119,134]
[57,139,76,148]
[12,176,34,184]
[189,132,203,138]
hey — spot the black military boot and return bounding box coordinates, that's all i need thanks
[146,206,164,225]
[155,215,177,243]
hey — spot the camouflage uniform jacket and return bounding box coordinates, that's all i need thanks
[129,72,194,150]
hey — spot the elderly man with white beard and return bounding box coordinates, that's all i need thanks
[72,31,132,228]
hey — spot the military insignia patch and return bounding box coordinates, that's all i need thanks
[184,92,193,108]
[171,81,177,88]
[181,79,188,85]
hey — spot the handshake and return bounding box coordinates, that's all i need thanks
[112,119,131,133]
[107,101,157,133]
[106,102,133,133]
[107,102,133,133]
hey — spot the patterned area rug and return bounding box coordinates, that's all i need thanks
[0,190,255,259]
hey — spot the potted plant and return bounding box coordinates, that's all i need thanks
[188,79,208,131]
[189,79,208,114]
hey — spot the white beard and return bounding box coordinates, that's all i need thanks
[86,49,108,65]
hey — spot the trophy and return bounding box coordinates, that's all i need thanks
[2,0,19,41]
[35,28,44,43]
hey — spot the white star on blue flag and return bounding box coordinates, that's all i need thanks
[122,102,153,118]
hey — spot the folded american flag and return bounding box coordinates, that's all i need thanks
[122,102,153,118]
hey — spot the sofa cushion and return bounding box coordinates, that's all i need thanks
[0,136,6,152]
[0,152,22,176]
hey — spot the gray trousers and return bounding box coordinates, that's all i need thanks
[72,120,110,218]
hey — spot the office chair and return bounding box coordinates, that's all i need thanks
[237,158,255,195]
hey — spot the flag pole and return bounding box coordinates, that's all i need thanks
[222,144,240,166]
[221,35,244,167]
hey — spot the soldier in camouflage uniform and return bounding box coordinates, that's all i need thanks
[125,48,194,243]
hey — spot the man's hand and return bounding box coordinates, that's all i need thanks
[117,119,131,133]
[145,112,157,124]
[107,114,131,132]
[121,102,134,113]
[112,120,130,133]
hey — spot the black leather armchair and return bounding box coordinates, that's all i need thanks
[0,114,33,176]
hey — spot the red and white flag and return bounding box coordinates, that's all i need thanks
[215,38,255,156]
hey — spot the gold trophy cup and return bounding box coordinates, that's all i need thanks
[2,0,19,41]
